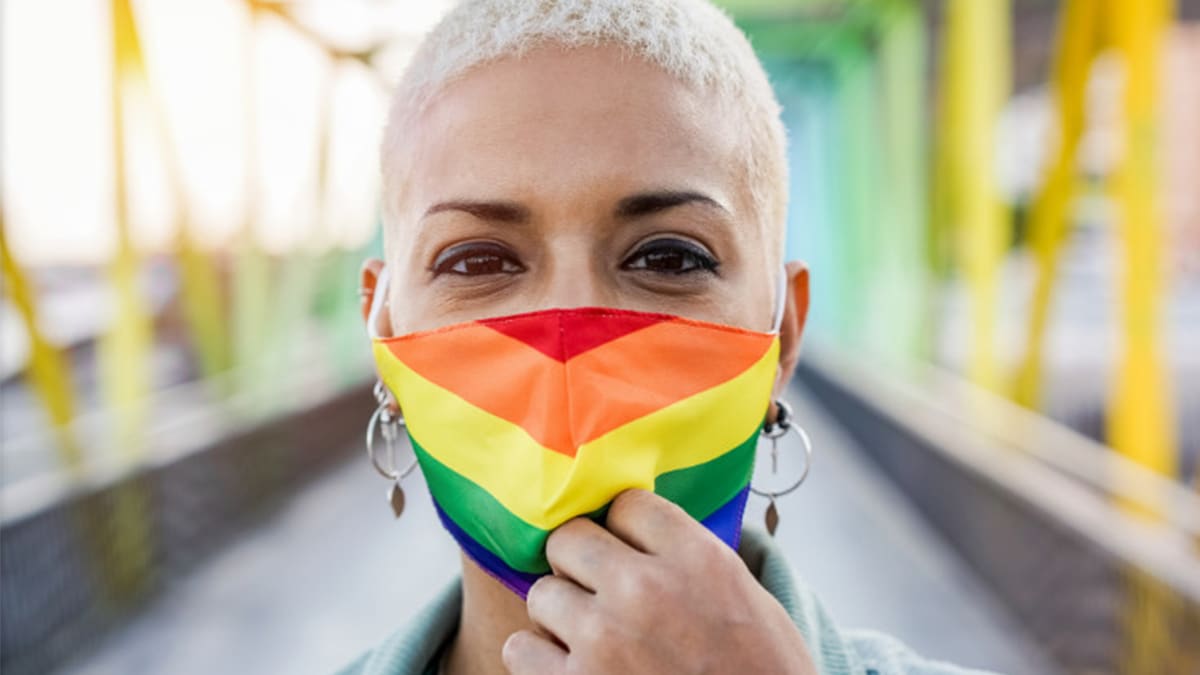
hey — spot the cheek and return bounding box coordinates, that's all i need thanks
[387,276,528,333]
[382,234,457,334]
[709,263,776,331]
[382,266,437,336]
[387,290,445,335]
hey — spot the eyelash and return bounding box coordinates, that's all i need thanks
[621,238,720,275]
[431,241,524,276]
[429,238,720,277]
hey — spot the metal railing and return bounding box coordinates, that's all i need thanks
[800,343,1200,674]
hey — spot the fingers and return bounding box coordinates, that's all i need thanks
[502,629,567,675]
[545,516,640,590]
[604,489,706,556]
[526,575,593,644]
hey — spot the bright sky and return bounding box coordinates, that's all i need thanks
[1,0,451,266]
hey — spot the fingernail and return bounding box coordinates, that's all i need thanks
[501,633,520,665]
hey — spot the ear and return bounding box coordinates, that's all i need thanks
[359,258,392,336]
[361,258,402,413]
[772,260,810,403]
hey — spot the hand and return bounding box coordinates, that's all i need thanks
[502,489,818,674]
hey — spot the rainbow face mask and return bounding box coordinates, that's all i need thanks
[368,268,785,597]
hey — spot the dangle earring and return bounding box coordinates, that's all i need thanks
[365,381,418,518]
[750,399,813,535]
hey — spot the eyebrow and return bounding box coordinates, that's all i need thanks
[423,200,531,223]
[614,190,727,219]
[421,190,727,223]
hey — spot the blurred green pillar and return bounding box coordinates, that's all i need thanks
[739,10,878,350]
[868,0,928,359]
[829,43,882,348]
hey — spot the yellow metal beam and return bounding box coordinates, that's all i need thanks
[940,0,1013,390]
[1012,0,1101,409]
[0,219,83,475]
[103,0,154,459]
[1105,0,1177,480]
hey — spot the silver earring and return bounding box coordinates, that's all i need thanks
[750,399,813,536]
[366,381,418,518]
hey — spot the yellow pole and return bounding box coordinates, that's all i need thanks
[1100,9,1186,671]
[146,79,230,382]
[0,218,83,475]
[941,0,1012,390]
[104,0,154,458]
[232,7,272,417]
[1012,0,1100,408]
[1105,0,1177,479]
[96,0,156,605]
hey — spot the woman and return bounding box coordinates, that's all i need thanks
[341,1,991,673]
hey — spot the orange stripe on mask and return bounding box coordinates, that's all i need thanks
[381,317,775,457]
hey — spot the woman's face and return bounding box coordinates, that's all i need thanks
[378,44,779,336]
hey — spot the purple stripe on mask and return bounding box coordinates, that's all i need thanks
[431,499,542,597]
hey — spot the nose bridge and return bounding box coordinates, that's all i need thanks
[540,235,611,309]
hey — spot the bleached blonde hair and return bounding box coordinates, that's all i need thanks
[380,0,788,258]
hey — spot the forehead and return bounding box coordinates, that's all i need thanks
[394,44,753,224]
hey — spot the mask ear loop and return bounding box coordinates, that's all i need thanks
[364,265,415,518]
[367,265,391,340]
[756,265,811,535]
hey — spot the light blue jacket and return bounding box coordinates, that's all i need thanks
[335,528,1000,675]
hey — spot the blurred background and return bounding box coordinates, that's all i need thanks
[1,0,1198,673]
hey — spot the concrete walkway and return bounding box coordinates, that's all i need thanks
[59,384,1058,675]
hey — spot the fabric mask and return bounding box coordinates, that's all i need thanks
[368,267,786,597]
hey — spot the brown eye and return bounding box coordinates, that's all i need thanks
[432,242,524,276]
[622,238,719,275]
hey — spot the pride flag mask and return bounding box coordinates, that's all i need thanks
[368,268,786,597]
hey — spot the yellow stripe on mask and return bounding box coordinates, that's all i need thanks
[374,340,778,530]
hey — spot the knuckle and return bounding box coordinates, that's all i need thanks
[611,566,641,599]
[584,611,620,646]
[698,535,738,569]
[545,519,581,558]
[548,517,593,553]
[641,576,671,606]
[608,489,651,522]
[578,608,607,639]
[610,489,693,533]
[615,560,668,601]
[558,516,591,537]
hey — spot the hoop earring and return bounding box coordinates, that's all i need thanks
[366,381,418,518]
[750,399,813,536]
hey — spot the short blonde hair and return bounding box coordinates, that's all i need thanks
[381,0,788,259]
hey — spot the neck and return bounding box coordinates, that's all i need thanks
[443,553,533,675]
